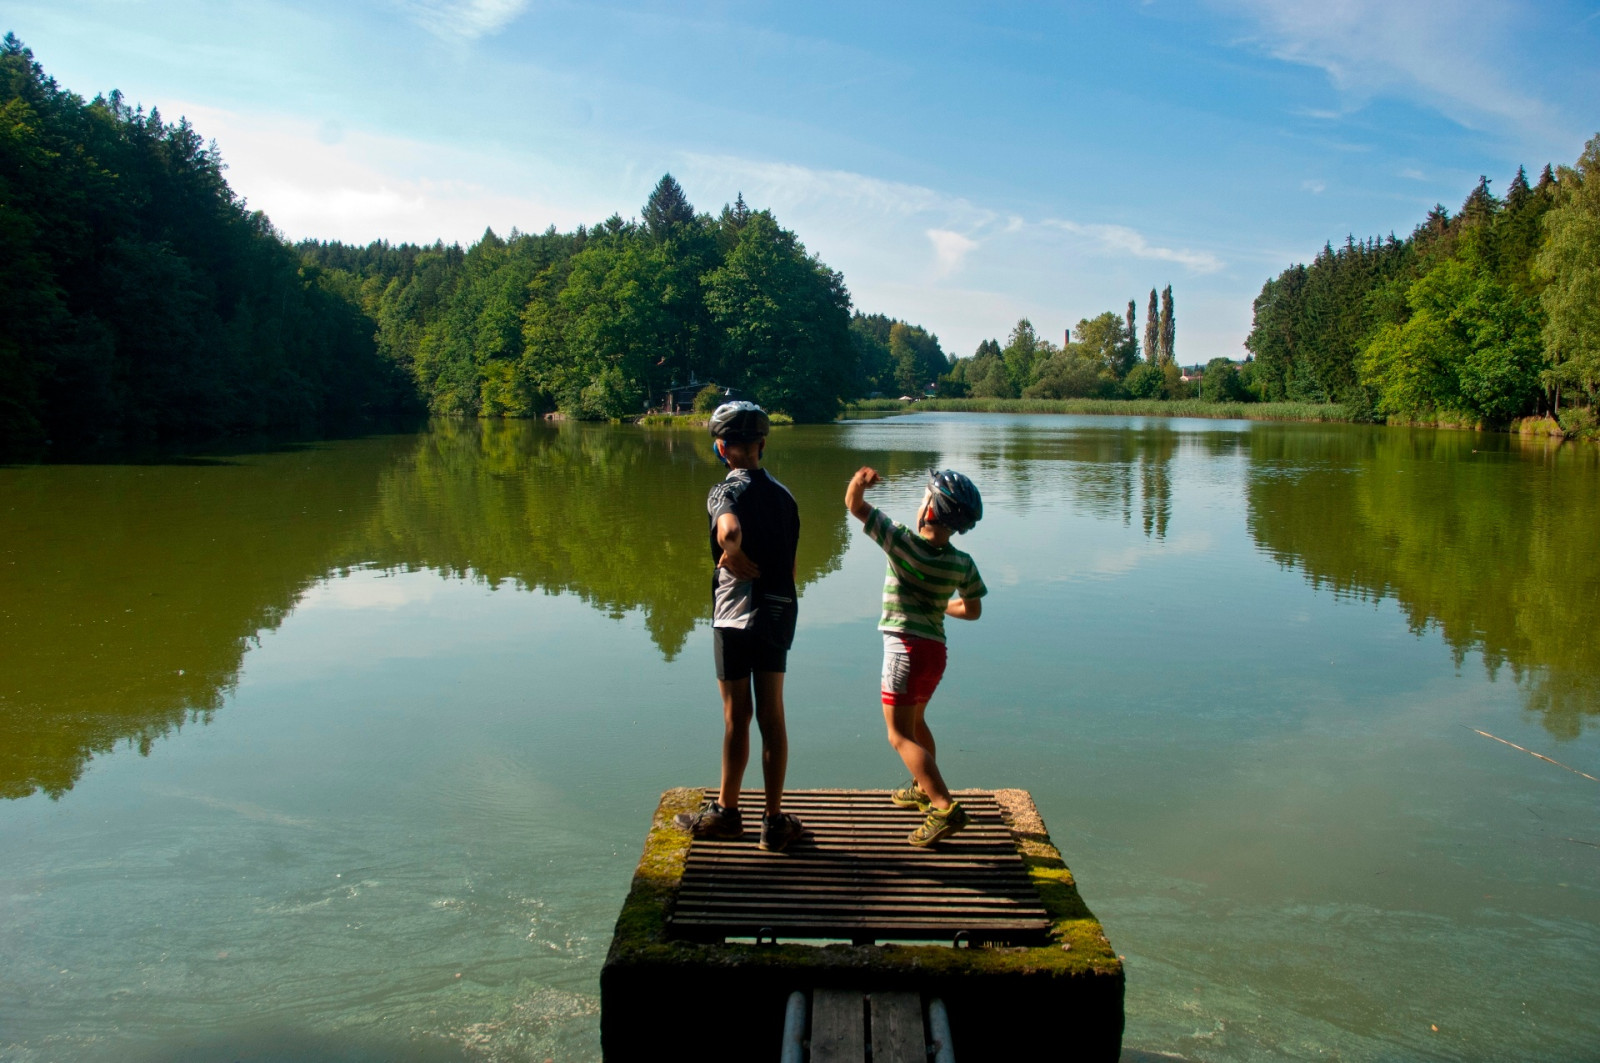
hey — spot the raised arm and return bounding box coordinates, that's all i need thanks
[846,466,881,524]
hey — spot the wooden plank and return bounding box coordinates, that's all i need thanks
[672,909,1056,928]
[810,988,866,1063]
[677,886,1041,902]
[869,992,925,1063]
[667,789,1052,944]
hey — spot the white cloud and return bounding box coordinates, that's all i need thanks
[400,0,532,40]
[678,153,999,230]
[1301,179,1327,194]
[926,229,978,278]
[173,101,612,243]
[1219,0,1568,145]
[1045,219,1225,274]
[1399,167,1426,181]
[298,570,444,612]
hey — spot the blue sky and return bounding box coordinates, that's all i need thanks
[9,1,1598,360]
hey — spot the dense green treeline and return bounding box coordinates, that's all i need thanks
[846,313,951,397]
[300,177,859,423]
[1246,135,1600,436]
[0,36,415,454]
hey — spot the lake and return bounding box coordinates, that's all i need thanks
[2,413,1597,1062]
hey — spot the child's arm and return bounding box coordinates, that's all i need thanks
[715,513,761,580]
[845,466,881,524]
[945,596,982,621]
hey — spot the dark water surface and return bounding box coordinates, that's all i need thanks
[2,414,1597,1061]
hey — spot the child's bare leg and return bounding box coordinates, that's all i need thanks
[913,709,936,759]
[752,670,788,816]
[884,700,953,810]
[718,679,754,810]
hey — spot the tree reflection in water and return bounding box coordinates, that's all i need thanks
[1246,425,1600,738]
[0,421,930,799]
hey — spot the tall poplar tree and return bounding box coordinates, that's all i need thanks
[1125,299,1138,366]
[1144,289,1159,365]
[1158,286,1175,365]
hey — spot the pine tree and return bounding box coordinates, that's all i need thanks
[1158,285,1174,365]
[1506,166,1531,213]
[643,173,695,241]
[1144,289,1159,364]
[1461,176,1498,227]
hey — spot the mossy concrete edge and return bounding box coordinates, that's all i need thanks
[605,787,1121,978]
[600,788,1124,1060]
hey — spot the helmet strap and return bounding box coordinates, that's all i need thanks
[714,439,729,467]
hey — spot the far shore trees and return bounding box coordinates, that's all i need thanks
[309,175,858,423]
[1245,137,1600,435]
[942,292,1172,401]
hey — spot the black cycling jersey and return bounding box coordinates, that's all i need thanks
[707,468,799,631]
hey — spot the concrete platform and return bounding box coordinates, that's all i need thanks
[600,788,1123,1061]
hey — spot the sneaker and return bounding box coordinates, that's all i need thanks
[890,779,931,811]
[673,799,744,840]
[908,801,969,847]
[759,812,805,852]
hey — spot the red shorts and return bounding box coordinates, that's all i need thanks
[880,634,947,707]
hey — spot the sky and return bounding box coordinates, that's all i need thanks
[8,1,1598,361]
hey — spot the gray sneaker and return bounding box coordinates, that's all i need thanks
[759,812,804,852]
[674,800,744,840]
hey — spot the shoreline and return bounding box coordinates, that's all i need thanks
[839,397,1346,423]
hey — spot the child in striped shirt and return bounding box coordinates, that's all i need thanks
[845,467,987,846]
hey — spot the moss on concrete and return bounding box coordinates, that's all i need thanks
[605,787,1121,979]
[602,787,1123,1060]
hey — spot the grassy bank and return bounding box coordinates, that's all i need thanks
[841,397,1349,422]
[635,411,794,427]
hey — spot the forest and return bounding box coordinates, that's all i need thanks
[6,30,1599,452]
[1245,137,1600,436]
[299,178,857,424]
[0,35,415,453]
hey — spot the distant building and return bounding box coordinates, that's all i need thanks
[656,380,745,414]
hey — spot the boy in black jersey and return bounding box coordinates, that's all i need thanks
[674,402,805,852]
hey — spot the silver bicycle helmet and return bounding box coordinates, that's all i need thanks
[708,400,770,442]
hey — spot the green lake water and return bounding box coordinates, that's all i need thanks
[2,413,1598,1062]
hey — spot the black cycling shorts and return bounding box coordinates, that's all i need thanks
[714,625,787,681]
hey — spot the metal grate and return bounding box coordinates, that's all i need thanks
[669,790,1051,946]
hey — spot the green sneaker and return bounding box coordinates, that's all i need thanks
[908,801,969,847]
[890,780,931,811]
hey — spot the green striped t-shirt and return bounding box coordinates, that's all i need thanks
[862,506,987,644]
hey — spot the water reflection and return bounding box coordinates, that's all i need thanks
[0,421,931,799]
[0,438,413,799]
[359,420,931,657]
[958,422,1177,539]
[1245,426,1600,738]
